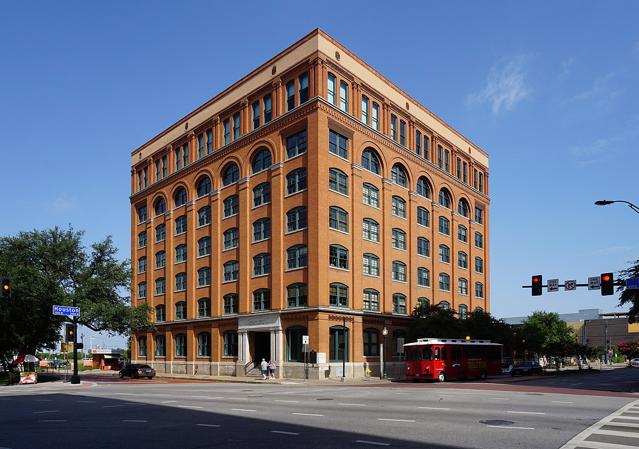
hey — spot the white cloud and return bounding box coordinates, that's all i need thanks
[569,73,622,106]
[467,56,531,114]
[49,194,76,212]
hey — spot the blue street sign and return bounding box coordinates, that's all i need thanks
[52,305,81,317]
[626,277,639,290]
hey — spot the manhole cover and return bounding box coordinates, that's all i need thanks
[316,398,333,401]
[480,420,514,426]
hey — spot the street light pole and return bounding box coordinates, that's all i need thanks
[382,327,388,380]
[595,200,639,214]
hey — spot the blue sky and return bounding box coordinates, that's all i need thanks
[2,1,638,346]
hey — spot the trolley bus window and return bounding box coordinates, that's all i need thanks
[405,347,421,361]
[422,347,432,361]
[434,347,441,360]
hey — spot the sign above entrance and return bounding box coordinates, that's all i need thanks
[237,313,281,331]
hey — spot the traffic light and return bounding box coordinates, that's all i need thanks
[64,323,75,343]
[601,272,614,296]
[1,277,10,299]
[532,275,543,296]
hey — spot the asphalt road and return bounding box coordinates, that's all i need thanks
[0,372,637,449]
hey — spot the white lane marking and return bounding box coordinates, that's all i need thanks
[507,410,545,415]
[122,419,148,423]
[271,430,300,435]
[226,397,247,400]
[595,428,639,438]
[33,410,58,414]
[615,415,639,421]
[606,421,639,428]
[418,406,451,411]
[103,405,126,408]
[292,412,323,417]
[378,418,416,423]
[231,408,256,412]
[161,400,178,404]
[355,440,390,446]
[487,425,535,430]
[196,424,221,428]
[552,401,574,404]
[489,397,509,401]
[275,400,300,403]
[177,405,204,409]
[340,403,366,407]
[558,399,639,449]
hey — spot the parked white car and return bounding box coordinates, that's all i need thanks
[629,358,639,367]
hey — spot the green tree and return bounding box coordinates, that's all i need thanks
[462,311,516,353]
[0,227,151,360]
[408,303,463,341]
[618,260,639,323]
[520,311,576,359]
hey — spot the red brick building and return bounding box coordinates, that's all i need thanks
[130,29,490,379]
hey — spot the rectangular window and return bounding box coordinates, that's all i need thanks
[479,172,484,193]
[416,130,422,156]
[361,95,369,124]
[328,130,348,158]
[417,238,430,257]
[458,225,467,242]
[327,73,336,104]
[475,207,484,224]
[399,120,406,146]
[137,205,147,223]
[474,169,478,189]
[224,262,239,282]
[155,160,160,181]
[223,196,239,218]
[439,217,450,235]
[475,257,484,273]
[424,135,430,160]
[138,231,146,248]
[224,229,239,250]
[206,129,213,154]
[444,150,450,173]
[183,143,188,167]
[372,102,379,130]
[162,156,167,177]
[224,296,238,316]
[339,80,348,112]
[475,283,484,298]
[393,296,407,314]
[456,157,462,179]
[475,232,484,248]
[252,100,260,130]
[233,112,240,140]
[437,145,443,169]
[299,72,309,104]
[175,245,187,264]
[286,80,295,111]
[463,162,468,183]
[197,134,204,159]
[253,219,271,242]
[286,129,307,159]
[390,115,397,141]
[223,119,230,145]
[263,94,272,123]
[175,147,181,171]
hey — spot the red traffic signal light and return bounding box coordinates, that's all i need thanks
[532,275,543,296]
[601,272,614,296]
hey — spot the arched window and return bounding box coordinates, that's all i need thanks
[416,177,431,198]
[393,293,407,314]
[175,333,186,357]
[154,197,166,216]
[174,187,188,207]
[175,301,186,319]
[196,175,212,197]
[459,277,469,295]
[222,163,240,186]
[198,298,211,317]
[439,273,451,291]
[329,168,349,195]
[223,331,238,356]
[417,237,430,257]
[287,283,307,308]
[438,301,450,310]
[417,267,430,287]
[253,182,271,207]
[459,304,469,319]
[251,148,272,173]
[475,282,484,298]
[439,244,450,263]
[417,297,430,308]
[138,282,147,298]
[198,237,211,257]
[363,328,380,356]
[155,305,165,322]
[286,168,307,194]
[438,188,452,209]
[362,219,379,242]
[198,206,211,226]
[197,332,211,357]
[223,294,238,315]
[286,207,307,232]
[154,277,165,295]
[223,260,239,282]
[223,228,239,250]
[457,198,470,217]
[197,267,211,287]
[458,251,468,269]
[329,326,349,362]
[362,183,380,207]
[253,253,271,276]
[155,335,165,357]
[329,283,348,307]
[253,218,271,241]
[361,148,381,174]
[329,244,349,269]
[329,206,349,232]
[391,164,408,187]
[392,196,406,218]
[155,224,166,242]
[223,195,239,217]
[392,261,407,281]
[287,245,307,269]
[287,326,307,362]
[363,254,380,277]
[253,288,271,311]
[475,307,484,314]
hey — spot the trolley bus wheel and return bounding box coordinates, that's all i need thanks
[437,372,446,382]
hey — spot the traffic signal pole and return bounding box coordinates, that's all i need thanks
[70,298,80,384]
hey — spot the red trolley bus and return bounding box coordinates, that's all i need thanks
[404,338,502,382]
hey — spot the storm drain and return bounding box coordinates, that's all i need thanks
[480,420,515,426]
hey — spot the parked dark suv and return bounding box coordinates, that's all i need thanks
[510,361,543,376]
[119,363,155,379]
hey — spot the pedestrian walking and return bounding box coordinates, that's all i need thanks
[268,360,276,379]
[260,358,268,380]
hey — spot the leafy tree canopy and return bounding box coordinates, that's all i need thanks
[0,226,151,357]
[519,311,576,357]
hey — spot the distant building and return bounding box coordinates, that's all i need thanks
[129,29,490,379]
[502,309,602,326]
